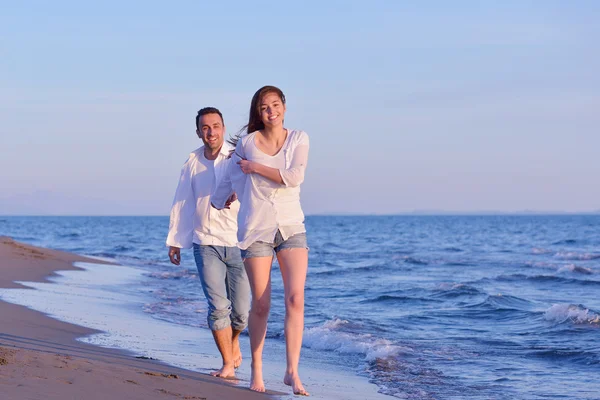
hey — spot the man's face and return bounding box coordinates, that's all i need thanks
[197,113,225,151]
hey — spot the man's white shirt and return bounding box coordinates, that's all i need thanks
[166,142,239,248]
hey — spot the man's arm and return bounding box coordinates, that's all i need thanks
[166,158,196,249]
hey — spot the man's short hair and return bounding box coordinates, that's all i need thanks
[196,107,224,129]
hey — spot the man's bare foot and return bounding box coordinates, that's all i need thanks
[233,339,242,369]
[284,372,309,396]
[250,362,265,392]
[210,364,235,379]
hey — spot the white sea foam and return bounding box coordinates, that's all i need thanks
[544,304,600,324]
[524,261,557,269]
[532,248,553,255]
[554,252,600,261]
[303,318,410,361]
[436,282,469,291]
[557,264,593,275]
[148,269,198,280]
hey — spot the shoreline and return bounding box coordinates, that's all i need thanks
[0,236,276,400]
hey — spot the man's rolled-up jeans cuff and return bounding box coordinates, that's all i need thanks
[231,314,248,332]
[207,308,232,331]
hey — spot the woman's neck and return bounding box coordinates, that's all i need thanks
[261,125,286,142]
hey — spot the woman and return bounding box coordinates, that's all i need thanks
[212,85,310,395]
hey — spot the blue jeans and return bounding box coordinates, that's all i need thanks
[193,244,250,331]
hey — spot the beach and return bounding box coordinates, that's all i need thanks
[0,236,274,400]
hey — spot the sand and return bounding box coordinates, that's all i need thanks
[0,236,276,400]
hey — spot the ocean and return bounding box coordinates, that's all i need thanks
[0,215,599,399]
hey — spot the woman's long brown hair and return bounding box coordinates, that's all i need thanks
[228,85,286,148]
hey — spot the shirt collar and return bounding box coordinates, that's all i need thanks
[219,141,234,157]
[194,141,233,159]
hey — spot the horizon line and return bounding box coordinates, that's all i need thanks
[2,211,600,218]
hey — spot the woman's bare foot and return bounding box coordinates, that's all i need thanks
[233,339,242,369]
[250,362,265,392]
[210,363,235,379]
[284,372,309,396]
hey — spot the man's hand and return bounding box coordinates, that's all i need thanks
[168,246,181,265]
[224,193,237,208]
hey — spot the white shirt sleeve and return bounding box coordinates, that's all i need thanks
[280,132,309,188]
[166,159,196,248]
[210,143,244,210]
[211,157,236,210]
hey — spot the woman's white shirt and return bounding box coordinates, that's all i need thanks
[212,129,309,250]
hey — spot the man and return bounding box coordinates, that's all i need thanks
[166,107,249,379]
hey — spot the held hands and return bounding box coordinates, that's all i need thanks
[168,246,181,265]
[237,159,257,174]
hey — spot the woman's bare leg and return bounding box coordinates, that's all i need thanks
[244,256,273,392]
[277,248,309,396]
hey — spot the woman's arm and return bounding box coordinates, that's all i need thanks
[238,160,285,184]
[238,132,309,187]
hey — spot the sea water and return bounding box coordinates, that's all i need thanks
[1,215,599,399]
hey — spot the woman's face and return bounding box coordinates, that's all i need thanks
[259,92,286,127]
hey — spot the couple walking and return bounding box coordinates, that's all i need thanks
[166,85,310,396]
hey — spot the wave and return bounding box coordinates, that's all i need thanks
[524,261,557,269]
[147,269,198,280]
[552,239,578,245]
[532,247,553,255]
[525,261,594,275]
[57,232,81,239]
[527,348,600,366]
[478,294,534,311]
[312,263,390,276]
[88,252,143,261]
[443,247,463,252]
[443,261,474,267]
[497,273,600,286]
[304,319,473,398]
[303,318,409,361]
[557,264,593,275]
[544,304,600,325]
[13,236,39,242]
[88,252,120,260]
[142,299,207,328]
[432,283,483,298]
[532,249,600,260]
[554,252,600,261]
[403,256,429,265]
[316,241,345,250]
[360,294,443,305]
[112,245,135,253]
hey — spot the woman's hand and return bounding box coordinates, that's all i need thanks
[238,159,257,174]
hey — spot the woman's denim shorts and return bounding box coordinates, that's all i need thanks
[241,230,308,259]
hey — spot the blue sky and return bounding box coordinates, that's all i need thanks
[1,1,599,215]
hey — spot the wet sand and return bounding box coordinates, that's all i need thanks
[0,236,275,400]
